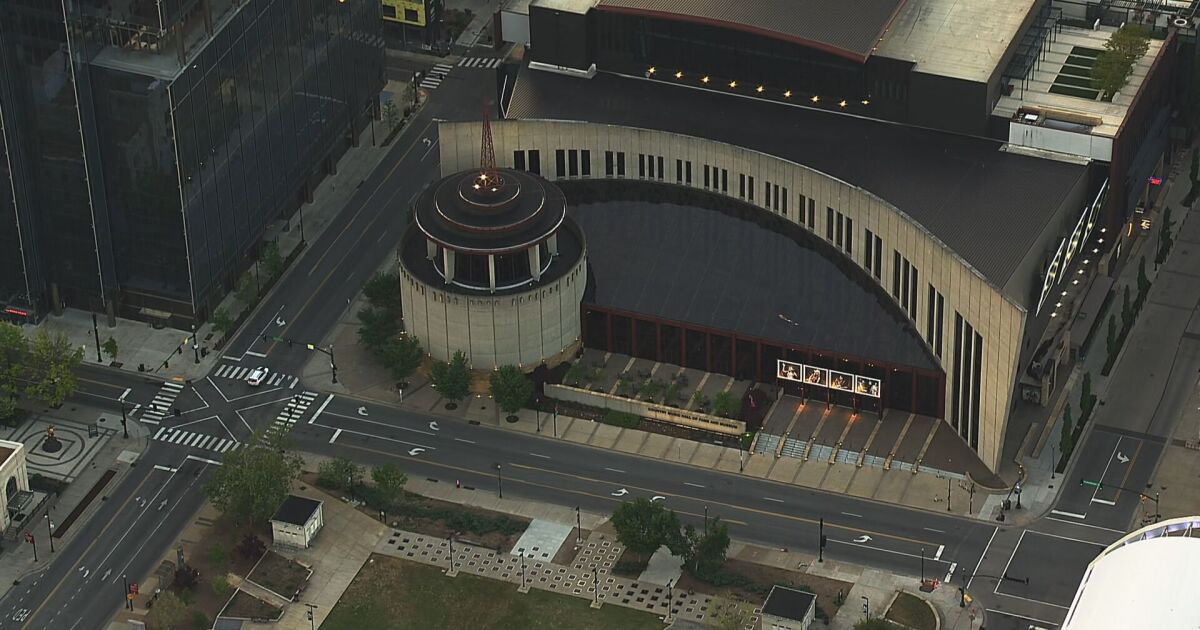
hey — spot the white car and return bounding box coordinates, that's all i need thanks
[246,367,269,386]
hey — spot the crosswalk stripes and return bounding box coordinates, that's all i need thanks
[420,63,453,90]
[152,426,240,453]
[139,380,184,425]
[261,391,318,443]
[458,57,503,69]
[213,364,298,388]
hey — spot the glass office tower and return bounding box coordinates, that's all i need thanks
[0,0,383,326]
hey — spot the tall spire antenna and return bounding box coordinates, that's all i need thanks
[479,99,497,187]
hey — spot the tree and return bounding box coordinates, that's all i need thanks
[211,575,233,598]
[356,305,399,351]
[211,307,235,336]
[376,334,423,382]
[101,336,119,363]
[1105,314,1118,360]
[1121,285,1133,331]
[261,242,285,281]
[678,519,731,578]
[0,324,27,422]
[1059,406,1074,460]
[203,432,302,527]
[610,497,682,557]
[490,365,533,414]
[1092,24,1149,99]
[145,590,190,630]
[363,272,402,314]
[235,271,258,305]
[1157,206,1176,266]
[371,463,408,510]
[1136,257,1150,308]
[383,100,401,130]
[317,457,363,492]
[431,350,470,402]
[24,330,82,408]
[711,391,741,418]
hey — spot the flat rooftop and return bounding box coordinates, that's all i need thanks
[531,0,598,14]
[875,0,1039,82]
[993,26,1167,139]
[596,0,908,62]
[567,183,939,371]
[762,585,816,621]
[0,444,15,467]
[271,495,322,526]
[505,67,1092,310]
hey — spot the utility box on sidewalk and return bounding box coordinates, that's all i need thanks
[270,495,324,549]
[759,585,816,630]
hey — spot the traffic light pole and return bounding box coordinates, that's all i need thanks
[263,335,338,383]
[1080,479,1160,521]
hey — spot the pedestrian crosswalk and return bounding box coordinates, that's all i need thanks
[458,57,503,69]
[153,426,240,453]
[262,391,319,443]
[213,363,298,388]
[419,64,453,90]
[140,380,184,425]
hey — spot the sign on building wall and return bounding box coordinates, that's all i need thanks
[1036,179,1107,315]
[777,360,880,398]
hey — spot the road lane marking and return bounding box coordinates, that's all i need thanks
[323,411,436,435]
[1024,529,1107,547]
[1089,497,1116,505]
[185,455,222,465]
[763,497,784,503]
[313,422,436,451]
[934,544,945,560]
[605,468,626,474]
[994,530,1027,596]
[244,350,268,358]
[455,438,476,444]
[310,394,335,424]
[841,512,862,518]
[984,608,1062,626]
[924,527,945,534]
[152,465,176,473]
[1089,437,1125,505]
[992,591,1069,610]
[965,527,999,591]
[509,462,942,548]
[943,561,957,584]
[529,453,551,459]
[1044,516,1124,533]
[335,441,747,526]
[832,539,952,563]
[683,482,705,488]
[330,429,343,444]
[1049,509,1087,519]
[267,119,436,354]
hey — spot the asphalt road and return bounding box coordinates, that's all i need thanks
[7,45,1199,630]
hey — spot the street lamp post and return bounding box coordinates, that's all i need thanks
[591,564,599,607]
[495,464,503,499]
[298,206,307,246]
[920,547,925,583]
[191,326,200,364]
[447,536,456,576]
[818,518,825,563]
[665,580,673,621]
[518,548,527,592]
[45,515,54,553]
[305,603,318,630]
[575,506,582,544]
[123,575,131,611]
[946,476,952,512]
[704,505,708,535]
[553,406,558,437]
[119,399,129,439]
[92,313,102,362]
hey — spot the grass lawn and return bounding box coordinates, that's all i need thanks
[323,554,666,630]
[885,592,937,630]
[221,590,283,621]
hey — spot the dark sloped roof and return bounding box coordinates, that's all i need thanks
[568,184,939,371]
[271,495,321,526]
[762,585,816,621]
[505,68,1091,309]
[596,0,907,61]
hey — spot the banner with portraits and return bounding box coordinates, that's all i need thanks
[776,359,881,398]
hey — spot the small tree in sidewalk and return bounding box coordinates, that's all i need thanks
[431,350,470,402]
[211,307,234,337]
[1105,314,1118,362]
[1059,406,1075,462]
[317,456,363,493]
[372,463,408,511]
[611,497,682,558]
[377,334,423,382]
[1121,285,1134,332]
[235,271,257,305]
[145,590,189,629]
[678,519,731,578]
[489,365,534,414]
[101,336,119,364]
[1079,372,1093,417]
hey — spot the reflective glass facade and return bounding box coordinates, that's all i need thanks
[0,0,383,325]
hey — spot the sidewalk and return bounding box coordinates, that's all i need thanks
[0,403,151,597]
[987,145,1199,528]
[289,453,981,629]
[26,82,418,385]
